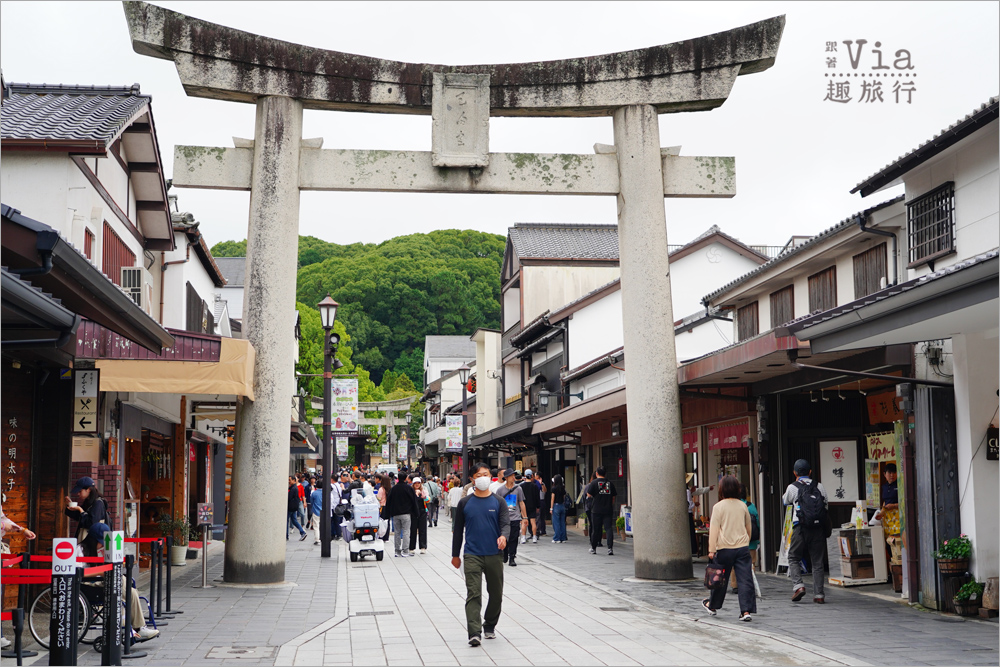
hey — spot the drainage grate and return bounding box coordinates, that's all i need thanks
[206,646,277,660]
[599,607,632,612]
[351,611,395,617]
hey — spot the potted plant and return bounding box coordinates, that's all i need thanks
[615,515,627,541]
[954,580,984,616]
[156,513,190,566]
[932,534,971,574]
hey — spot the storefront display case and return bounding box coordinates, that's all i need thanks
[830,525,888,586]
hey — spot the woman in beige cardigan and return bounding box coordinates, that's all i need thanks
[703,475,757,621]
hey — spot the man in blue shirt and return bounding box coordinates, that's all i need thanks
[452,463,509,646]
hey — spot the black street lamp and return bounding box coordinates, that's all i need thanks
[457,363,471,483]
[405,412,413,470]
[318,294,339,559]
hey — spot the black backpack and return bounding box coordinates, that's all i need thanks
[796,479,828,532]
[747,503,760,543]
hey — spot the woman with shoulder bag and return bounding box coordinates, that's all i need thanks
[703,475,756,622]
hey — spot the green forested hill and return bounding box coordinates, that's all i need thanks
[212,229,504,387]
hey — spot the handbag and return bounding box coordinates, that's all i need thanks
[704,561,727,590]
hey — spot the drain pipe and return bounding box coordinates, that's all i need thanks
[12,248,53,277]
[855,215,898,285]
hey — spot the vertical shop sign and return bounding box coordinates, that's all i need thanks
[398,433,408,460]
[819,440,859,501]
[336,436,348,461]
[381,441,390,460]
[329,378,359,431]
[74,369,100,433]
[2,389,30,555]
[444,416,463,453]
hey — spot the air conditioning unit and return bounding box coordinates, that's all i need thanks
[121,266,154,315]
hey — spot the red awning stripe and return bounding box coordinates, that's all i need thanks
[707,420,750,450]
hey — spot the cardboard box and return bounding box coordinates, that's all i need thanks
[841,556,875,580]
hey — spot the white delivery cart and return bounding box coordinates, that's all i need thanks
[345,489,385,562]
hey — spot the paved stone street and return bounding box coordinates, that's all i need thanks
[9,521,997,666]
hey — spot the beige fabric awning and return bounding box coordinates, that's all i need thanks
[96,337,255,399]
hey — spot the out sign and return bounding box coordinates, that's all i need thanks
[52,538,77,575]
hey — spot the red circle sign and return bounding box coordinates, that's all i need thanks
[54,541,75,560]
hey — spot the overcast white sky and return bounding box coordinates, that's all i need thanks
[2,1,998,250]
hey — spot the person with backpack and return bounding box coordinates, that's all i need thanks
[783,458,830,603]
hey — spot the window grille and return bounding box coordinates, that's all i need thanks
[101,221,135,286]
[853,243,887,299]
[769,285,794,328]
[737,301,759,341]
[907,183,955,267]
[808,266,837,313]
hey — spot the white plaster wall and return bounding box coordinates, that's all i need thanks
[474,331,501,433]
[950,329,999,580]
[503,287,520,331]
[160,230,219,331]
[522,265,620,324]
[567,290,623,369]
[570,365,625,401]
[223,286,245,320]
[428,357,473,383]
[530,341,563,367]
[671,243,764,318]
[503,361,520,401]
[902,122,999,280]
[126,392,181,424]
[675,320,734,362]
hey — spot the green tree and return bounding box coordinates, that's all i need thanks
[210,239,247,257]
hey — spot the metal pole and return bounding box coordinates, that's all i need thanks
[201,525,210,588]
[147,542,156,626]
[461,384,469,483]
[154,540,166,623]
[321,328,333,558]
[101,560,123,666]
[122,555,147,659]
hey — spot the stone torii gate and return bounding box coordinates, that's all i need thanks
[124,1,783,584]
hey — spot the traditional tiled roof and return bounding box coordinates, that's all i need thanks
[1,83,149,146]
[508,223,619,261]
[702,195,905,305]
[852,96,999,197]
[216,257,246,287]
[784,249,999,334]
[424,335,476,360]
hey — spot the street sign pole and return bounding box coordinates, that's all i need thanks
[194,503,214,589]
[102,532,124,665]
[50,538,77,666]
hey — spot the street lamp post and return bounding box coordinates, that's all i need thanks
[458,363,471,483]
[318,294,339,559]
[405,412,413,471]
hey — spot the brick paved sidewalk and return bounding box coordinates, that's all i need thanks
[516,524,998,667]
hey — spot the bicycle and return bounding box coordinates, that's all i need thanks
[27,575,127,649]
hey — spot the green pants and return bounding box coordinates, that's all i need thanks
[463,553,504,638]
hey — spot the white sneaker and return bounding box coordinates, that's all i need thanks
[136,626,160,640]
[532,535,538,543]
[740,612,752,622]
[0,637,11,649]
[420,548,427,554]
[519,536,526,544]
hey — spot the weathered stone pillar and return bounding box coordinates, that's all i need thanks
[225,96,303,584]
[613,105,691,581]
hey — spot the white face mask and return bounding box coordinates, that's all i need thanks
[474,476,491,491]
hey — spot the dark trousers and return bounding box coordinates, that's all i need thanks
[287,510,305,537]
[428,500,440,525]
[537,506,547,535]
[590,512,614,550]
[788,525,827,599]
[504,520,521,560]
[708,547,756,614]
[587,509,605,544]
[409,513,428,550]
[689,512,698,554]
[464,554,504,638]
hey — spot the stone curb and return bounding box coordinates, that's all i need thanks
[516,551,871,667]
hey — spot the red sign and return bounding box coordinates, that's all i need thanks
[867,391,904,425]
[618,458,624,477]
[682,429,698,454]
[707,421,750,450]
[832,446,845,461]
[54,541,74,560]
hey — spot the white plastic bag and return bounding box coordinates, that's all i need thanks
[378,518,388,538]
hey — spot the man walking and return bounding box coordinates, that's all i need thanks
[426,476,441,527]
[783,459,830,603]
[498,469,526,567]
[452,463,508,646]
[519,469,541,543]
[386,472,420,557]
[586,467,617,556]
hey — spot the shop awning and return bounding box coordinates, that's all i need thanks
[96,337,255,399]
[531,385,626,436]
[707,420,750,450]
[683,429,699,454]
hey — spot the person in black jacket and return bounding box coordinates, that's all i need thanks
[385,476,419,557]
[287,476,307,540]
[65,476,109,557]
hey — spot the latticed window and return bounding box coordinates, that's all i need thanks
[737,301,759,341]
[101,221,135,286]
[853,243,887,299]
[808,266,837,313]
[907,183,955,267]
[769,285,794,328]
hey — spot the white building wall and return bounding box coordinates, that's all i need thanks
[670,243,764,318]
[160,231,219,331]
[522,265,620,325]
[950,329,999,580]
[474,332,501,433]
[503,288,520,331]
[567,290,623,369]
[223,286,245,320]
[569,365,625,401]
[675,321,734,362]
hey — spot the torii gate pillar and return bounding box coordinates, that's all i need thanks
[226,97,303,583]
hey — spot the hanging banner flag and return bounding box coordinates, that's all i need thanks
[329,378,359,431]
[381,441,390,460]
[398,435,408,460]
[682,429,699,454]
[707,421,749,450]
[445,415,463,453]
[866,431,898,461]
[336,436,348,460]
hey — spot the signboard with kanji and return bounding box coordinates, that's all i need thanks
[819,439,859,502]
[866,391,904,426]
[73,369,100,433]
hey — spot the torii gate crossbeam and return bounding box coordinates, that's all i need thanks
[124,1,783,584]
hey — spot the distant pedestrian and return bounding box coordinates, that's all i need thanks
[536,475,548,537]
[687,473,714,555]
[586,467,617,556]
[499,468,526,566]
[410,478,429,553]
[448,479,463,531]
[519,469,540,543]
[452,463,509,647]
[584,471,603,548]
[732,484,760,591]
[309,476,329,545]
[287,477,307,541]
[386,471,420,557]
[703,475,756,622]
[784,459,829,604]
[549,474,568,543]
[426,476,441,527]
